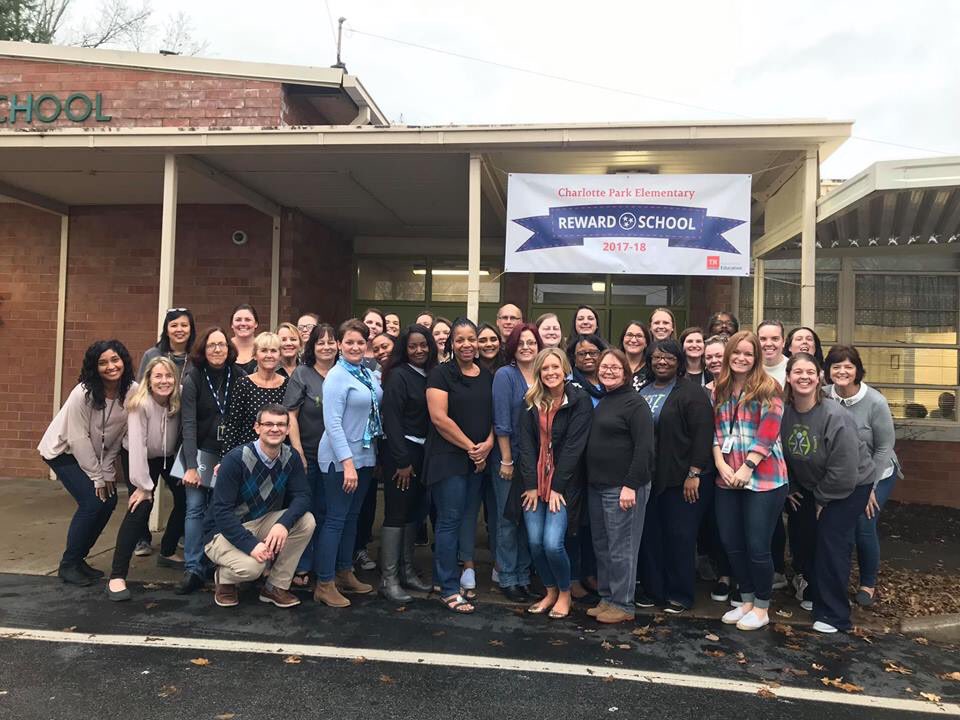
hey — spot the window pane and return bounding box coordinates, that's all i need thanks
[610,276,686,307]
[870,386,957,421]
[853,256,960,272]
[854,275,958,344]
[858,347,958,386]
[739,273,837,341]
[533,274,605,306]
[356,257,425,302]
[430,260,502,303]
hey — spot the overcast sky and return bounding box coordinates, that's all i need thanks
[71,0,959,179]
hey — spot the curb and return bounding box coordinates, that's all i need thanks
[900,613,960,641]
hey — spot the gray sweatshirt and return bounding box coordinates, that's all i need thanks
[780,397,875,505]
[126,393,181,491]
[823,383,901,485]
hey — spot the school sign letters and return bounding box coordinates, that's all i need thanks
[505,173,751,276]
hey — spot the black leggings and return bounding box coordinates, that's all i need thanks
[110,456,181,579]
[381,440,426,528]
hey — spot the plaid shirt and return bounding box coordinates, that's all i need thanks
[713,393,788,492]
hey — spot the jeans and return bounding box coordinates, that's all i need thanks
[637,487,665,603]
[482,467,498,564]
[590,483,650,614]
[355,456,380,550]
[314,465,372,582]
[111,456,176,578]
[523,500,570,590]
[696,474,731,576]
[297,457,325,575]
[856,474,896,588]
[715,484,788,609]
[184,484,212,577]
[490,448,531,586]
[432,471,482,597]
[796,484,872,630]
[49,454,118,567]
[457,471,484,564]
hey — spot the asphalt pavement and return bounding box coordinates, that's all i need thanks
[0,573,958,719]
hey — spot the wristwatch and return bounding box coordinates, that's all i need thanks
[686,469,701,479]
[744,458,758,470]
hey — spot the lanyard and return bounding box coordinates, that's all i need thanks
[100,399,116,468]
[204,367,231,417]
[726,391,743,438]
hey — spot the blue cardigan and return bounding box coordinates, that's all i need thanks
[493,364,529,458]
[317,362,383,472]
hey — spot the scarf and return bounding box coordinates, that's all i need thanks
[536,400,561,501]
[571,367,605,400]
[337,356,383,449]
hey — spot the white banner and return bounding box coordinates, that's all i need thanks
[504,173,751,276]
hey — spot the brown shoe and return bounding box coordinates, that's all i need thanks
[215,582,239,607]
[336,569,373,594]
[586,600,610,618]
[596,607,634,624]
[314,580,351,607]
[259,584,301,608]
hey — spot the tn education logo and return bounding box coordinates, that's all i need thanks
[706,255,720,270]
[787,424,818,457]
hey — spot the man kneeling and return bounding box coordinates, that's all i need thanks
[204,403,315,608]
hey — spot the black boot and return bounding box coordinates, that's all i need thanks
[58,562,94,586]
[400,522,433,593]
[78,560,104,579]
[378,527,413,604]
[174,571,205,595]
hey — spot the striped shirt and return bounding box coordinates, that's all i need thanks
[713,393,788,492]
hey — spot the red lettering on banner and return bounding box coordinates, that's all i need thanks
[706,256,720,270]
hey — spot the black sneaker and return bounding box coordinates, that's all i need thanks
[729,589,744,607]
[711,580,730,602]
[634,593,656,608]
[58,563,94,586]
[663,601,686,615]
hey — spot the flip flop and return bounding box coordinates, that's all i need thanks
[461,586,478,601]
[441,594,475,614]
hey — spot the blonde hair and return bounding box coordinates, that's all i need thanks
[712,330,781,409]
[525,348,571,413]
[276,322,302,345]
[126,356,181,416]
[253,331,281,353]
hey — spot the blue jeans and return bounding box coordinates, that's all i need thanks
[457,471,484,564]
[490,448,531,586]
[433,471,482,597]
[48,454,118,567]
[296,458,324,575]
[314,465,372,582]
[482,468,498,564]
[184,484,212,577]
[715,484,788,609]
[523,500,571,590]
[855,474,896,588]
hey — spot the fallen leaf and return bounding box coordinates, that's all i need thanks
[600,640,613,651]
[766,681,782,688]
[143,583,161,590]
[395,605,407,613]
[283,656,302,664]
[617,643,631,650]
[652,614,665,624]
[215,714,236,720]
[756,687,776,699]
[939,672,960,681]
[379,674,396,684]
[785,643,802,651]
[772,623,795,637]
[144,602,159,610]
[61,626,77,632]
[352,656,367,664]
[820,677,864,693]
[920,692,942,704]
[488,640,504,647]
[157,685,179,698]
[736,652,748,665]
[603,675,615,683]
[784,668,808,677]
[883,661,912,675]
[775,609,794,618]
[704,632,720,642]
[704,650,726,658]
[432,631,446,637]
[145,637,163,643]
[914,637,929,646]
[633,626,652,637]
[812,663,825,671]
[549,639,567,647]
[190,658,210,667]
[850,627,873,644]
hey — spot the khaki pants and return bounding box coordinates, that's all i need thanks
[205,511,315,590]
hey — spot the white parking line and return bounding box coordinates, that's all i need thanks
[1,626,956,715]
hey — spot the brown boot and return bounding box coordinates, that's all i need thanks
[336,569,373,595]
[596,607,634,624]
[586,600,610,618]
[314,580,351,607]
[259,583,301,608]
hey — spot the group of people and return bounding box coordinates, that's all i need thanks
[39,300,901,634]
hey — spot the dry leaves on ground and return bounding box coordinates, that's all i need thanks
[850,627,873,644]
[549,639,567,646]
[352,656,366,664]
[883,661,912,675]
[603,675,616,683]
[600,640,613,651]
[756,687,776,699]
[379,674,396,684]
[488,640,504,647]
[859,563,960,619]
[772,624,795,637]
[775,610,793,619]
[157,685,179,698]
[939,672,960,681]
[704,650,726,658]
[283,656,302,664]
[190,658,210,667]
[144,602,159,610]
[214,714,236,720]
[914,637,929,645]
[735,652,748,665]
[920,692,942,704]
[61,626,77,632]
[821,677,864,693]
[704,633,720,642]
[812,663,826,671]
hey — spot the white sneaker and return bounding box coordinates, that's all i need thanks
[736,609,770,631]
[491,568,499,585]
[722,606,748,624]
[813,620,838,634]
[800,600,813,612]
[794,574,809,602]
[460,567,476,590]
[772,572,788,590]
[134,540,153,557]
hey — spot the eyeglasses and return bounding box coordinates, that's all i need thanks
[206,342,228,350]
[258,421,289,429]
[623,332,646,341]
[575,350,599,358]
[598,365,623,374]
[651,354,678,364]
[518,341,539,348]
[498,315,521,321]
[298,323,317,332]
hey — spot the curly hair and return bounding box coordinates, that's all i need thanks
[79,339,135,409]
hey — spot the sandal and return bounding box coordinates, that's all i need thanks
[291,573,313,591]
[527,601,551,614]
[461,586,478,601]
[441,593,475,614]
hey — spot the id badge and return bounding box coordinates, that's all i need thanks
[721,436,735,454]
[217,424,226,442]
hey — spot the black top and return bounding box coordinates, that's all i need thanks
[586,384,654,490]
[221,374,289,453]
[516,384,594,496]
[282,364,327,462]
[382,363,430,469]
[684,368,714,389]
[649,376,714,494]
[181,363,247,466]
[423,361,493,484]
[630,365,652,393]
[237,358,258,375]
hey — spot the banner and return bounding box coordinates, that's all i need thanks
[505,173,751,276]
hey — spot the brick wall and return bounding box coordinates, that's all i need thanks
[279,210,352,325]
[0,58,288,128]
[893,439,960,509]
